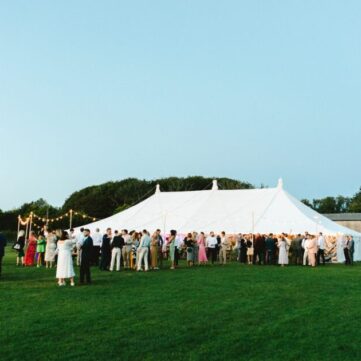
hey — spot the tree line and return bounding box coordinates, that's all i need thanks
[1,176,361,241]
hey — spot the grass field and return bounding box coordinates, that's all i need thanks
[1,249,361,361]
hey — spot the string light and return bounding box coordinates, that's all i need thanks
[26,210,97,224]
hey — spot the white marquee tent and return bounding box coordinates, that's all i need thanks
[75,179,361,262]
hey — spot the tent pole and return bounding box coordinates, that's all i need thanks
[17,216,20,235]
[69,210,73,230]
[29,212,33,235]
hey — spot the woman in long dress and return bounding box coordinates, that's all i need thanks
[197,232,208,265]
[150,233,159,270]
[168,230,177,270]
[184,233,195,267]
[56,230,76,286]
[24,231,37,266]
[278,237,289,267]
[192,232,199,265]
[45,231,57,268]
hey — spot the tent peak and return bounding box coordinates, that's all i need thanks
[155,184,161,194]
[212,179,218,190]
[277,178,284,189]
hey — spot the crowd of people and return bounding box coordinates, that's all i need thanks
[0,228,356,283]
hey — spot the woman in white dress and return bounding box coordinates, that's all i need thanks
[278,237,289,267]
[45,231,57,269]
[56,231,76,286]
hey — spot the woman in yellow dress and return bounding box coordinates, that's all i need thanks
[150,233,159,270]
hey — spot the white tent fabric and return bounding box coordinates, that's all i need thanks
[75,179,361,261]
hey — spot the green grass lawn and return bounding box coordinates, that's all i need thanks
[1,249,361,361]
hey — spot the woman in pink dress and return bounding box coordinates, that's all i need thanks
[24,231,37,266]
[197,232,208,265]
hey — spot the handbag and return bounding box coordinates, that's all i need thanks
[13,243,21,250]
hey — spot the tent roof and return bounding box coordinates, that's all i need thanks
[75,180,361,236]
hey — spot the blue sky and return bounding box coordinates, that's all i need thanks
[1,0,361,210]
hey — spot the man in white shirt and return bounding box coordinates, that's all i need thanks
[137,230,151,272]
[174,236,183,266]
[302,234,309,266]
[92,228,103,267]
[317,232,325,266]
[206,232,218,264]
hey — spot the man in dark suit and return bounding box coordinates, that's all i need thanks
[253,234,265,265]
[78,229,93,284]
[265,234,275,265]
[0,232,7,277]
[100,228,112,271]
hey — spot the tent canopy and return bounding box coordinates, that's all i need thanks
[75,179,361,237]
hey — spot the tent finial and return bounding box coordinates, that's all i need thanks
[155,184,161,194]
[277,178,284,189]
[212,179,218,190]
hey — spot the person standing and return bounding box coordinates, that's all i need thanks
[92,228,102,267]
[122,230,132,269]
[184,233,195,267]
[219,232,229,265]
[307,236,317,267]
[174,235,183,266]
[14,230,25,266]
[239,235,248,264]
[150,233,159,270]
[45,231,57,269]
[56,231,76,287]
[78,229,93,284]
[206,232,218,265]
[317,232,326,266]
[278,237,289,267]
[302,235,309,266]
[343,236,351,265]
[253,234,265,265]
[24,231,37,266]
[155,229,164,268]
[349,236,355,265]
[192,232,199,265]
[290,234,303,265]
[130,231,140,270]
[36,234,46,268]
[247,235,254,265]
[197,232,208,265]
[110,230,122,272]
[100,228,112,271]
[265,234,275,265]
[137,230,151,272]
[0,232,7,277]
[168,230,177,269]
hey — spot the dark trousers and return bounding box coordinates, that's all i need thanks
[265,250,273,265]
[239,249,247,264]
[100,251,111,270]
[350,251,354,265]
[92,246,101,266]
[80,258,91,283]
[210,248,217,264]
[344,248,351,265]
[175,247,179,266]
[317,249,325,265]
[158,250,163,267]
[253,250,264,265]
